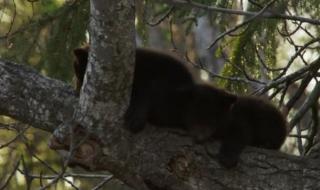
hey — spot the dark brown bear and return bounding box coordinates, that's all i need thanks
[73,46,90,94]
[72,47,287,168]
[216,96,287,167]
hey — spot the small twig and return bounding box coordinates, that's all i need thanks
[267,86,283,100]
[21,156,33,190]
[296,124,304,155]
[169,18,178,50]
[147,6,175,26]
[0,158,21,190]
[24,144,79,189]
[275,37,320,80]
[208,0,277,49]
[0,125,29,149]
[92,176,114,190]
[187,57,257,84]
[4,0,16,45]
[164,0,320,25]
[256,56,320,95]
[255,47,285,72]
[17,170,113,180]
[285,74,313,112]
[0,1,82,41]
[278,82,288,107]
[39,171,44,188]
[277,20,302,37]
[38,168,76,190]
[232,63,267,85]
[288,134,309,139]
[289,82,320,129]
[0,122,26,131]
[304,105,319,155]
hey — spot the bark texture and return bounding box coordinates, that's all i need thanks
[2,50,320,190]
[0,60,77,132]
[78,0,136,135]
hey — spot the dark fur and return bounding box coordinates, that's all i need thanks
[126,48,196,132]
[216,96,287,167]
[73,46,89,93]
[72,47,287,168]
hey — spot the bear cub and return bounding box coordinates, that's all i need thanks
[73,47,287,168]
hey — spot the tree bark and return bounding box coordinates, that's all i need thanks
[77,0,136,136]
[0,60,77,132]
[2,53,320,190]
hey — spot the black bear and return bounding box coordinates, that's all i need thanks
[72,47,287,168]
[73,46,90,94]
[216,96,287,167]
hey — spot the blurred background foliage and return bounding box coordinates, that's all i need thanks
[0,0,89,81]
[0,0,319,189]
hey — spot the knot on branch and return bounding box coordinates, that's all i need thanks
[168,154,195,180]
[48,124,103,170]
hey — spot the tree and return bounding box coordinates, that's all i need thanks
[0,0,319,189]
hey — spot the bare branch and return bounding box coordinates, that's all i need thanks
[285,74,313,112]
[256,56,320,95]
[275,37,320,80]
[208,0,277,49]
[92,176,114,190]
[4,0,16,45]
[162,0,320,25]
[0,124,29,149]
[147,6,175,26]
[17,171,113,180]
[0,158,20,190]
[289,82,320,129]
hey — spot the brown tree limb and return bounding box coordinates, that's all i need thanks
[1,44,320,190]
[0,59,77,132]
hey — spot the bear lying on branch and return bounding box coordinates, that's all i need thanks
[73,47,287,168]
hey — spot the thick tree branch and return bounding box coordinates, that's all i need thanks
[0,59,77,132]
[2,46,320,190]
[74,0,136,138]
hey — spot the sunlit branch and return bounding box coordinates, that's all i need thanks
[162,0,320,25]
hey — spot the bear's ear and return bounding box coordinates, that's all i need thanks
[73,48,88,65]
[73,47,89,87]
